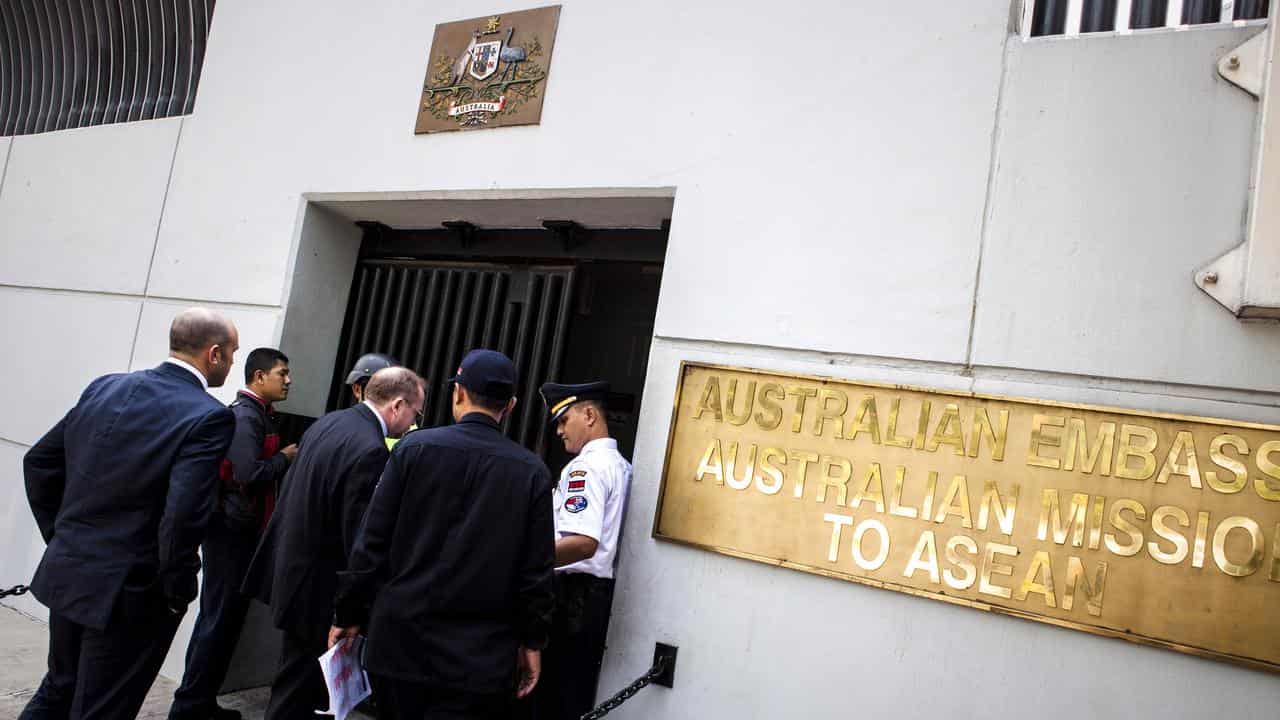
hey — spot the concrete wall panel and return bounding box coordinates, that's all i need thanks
[0,442,51,620]
[150,0,1010,364]
[0,289,141,446]
[276,203,362,418]
[971,27,1280,392]
[0,120,181,294]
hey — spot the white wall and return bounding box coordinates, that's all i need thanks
[2,0,1279,716]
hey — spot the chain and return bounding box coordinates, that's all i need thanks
[0,585,29,599]
[579,656,667,720]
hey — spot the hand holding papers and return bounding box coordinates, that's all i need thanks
[316,635,370,720]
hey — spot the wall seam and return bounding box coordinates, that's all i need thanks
[0,437,33,450]
[0,283,281,312]
[129,118,185,369]
[0,138,15,201]
[962,27,1017,382]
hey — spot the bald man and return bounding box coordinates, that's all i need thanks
[21,308,239,720]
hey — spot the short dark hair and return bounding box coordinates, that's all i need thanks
[169,308,233,355]
[462,385,510,413]
[244,348,289,384]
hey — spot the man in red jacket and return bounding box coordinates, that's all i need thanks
[169,348,298,720]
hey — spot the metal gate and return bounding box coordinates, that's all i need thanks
[329,259,575,454]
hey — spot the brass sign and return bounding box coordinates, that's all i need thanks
[415,6,561,133]
[655,362,1280,671]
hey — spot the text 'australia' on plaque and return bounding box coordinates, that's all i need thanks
[415,6,560,134]
[655,362,1280,672]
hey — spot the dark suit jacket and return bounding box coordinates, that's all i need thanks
[243,403,388,637]
[220,390,288,532]
[24,362,235,631]
[334,413,555,694]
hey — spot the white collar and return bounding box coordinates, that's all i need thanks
[362,400,389,437]
[581,437,617,455]
[164,357,209,390]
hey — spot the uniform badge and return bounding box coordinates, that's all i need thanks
[564,495,588,513]
[568,479,586,492]
[569,470,587,478]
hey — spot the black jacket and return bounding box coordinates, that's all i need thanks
[243,403,388,637]
[24,363,235,630]
[220,390,288,532]
[335,413,555,695]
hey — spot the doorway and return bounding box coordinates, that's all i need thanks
[324,221,666,474]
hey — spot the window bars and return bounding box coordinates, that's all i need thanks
[1026,0,1269,37]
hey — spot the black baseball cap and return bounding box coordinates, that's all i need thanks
[448,349,516,399]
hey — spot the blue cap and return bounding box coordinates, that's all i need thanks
[448,349,516,399]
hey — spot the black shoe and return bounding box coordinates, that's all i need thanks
[210,708,242,720]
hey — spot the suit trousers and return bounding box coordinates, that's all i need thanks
[169,515,258,718]
[531,574,615,720]
[264,626,328,720]
[20,606,184,720]
[370,674,511,720]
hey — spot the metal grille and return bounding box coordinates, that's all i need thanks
[1028,0,1268,36]
[0,0,216,137]
[329,260,575,454]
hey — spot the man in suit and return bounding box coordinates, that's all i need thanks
[244,366,424,720]
[170,348,299,720]
[21,307,239,720]
[330,349,555,720]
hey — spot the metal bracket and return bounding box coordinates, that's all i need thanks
[441,220,477,249]
[651,642,677,688]
[1218,30,1268,98]
[1194,243,1248,313]
[542,219,583,252]
[1196,23,1280,319]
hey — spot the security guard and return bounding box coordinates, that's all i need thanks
[535,381,632,720]
[344,352,398,404]
[344,352,417,448]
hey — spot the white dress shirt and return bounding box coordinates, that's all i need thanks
[553,437,632,579]
[163,357,209,390]
[362,400,389,437]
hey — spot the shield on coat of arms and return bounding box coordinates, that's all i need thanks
[468,40,502,80]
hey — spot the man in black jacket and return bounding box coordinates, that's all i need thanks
[244,366,424,720]
[170,348,299,720]
[331,349,555,720]
[21,308,238,720]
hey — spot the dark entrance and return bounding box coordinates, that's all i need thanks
[323,221,667,468]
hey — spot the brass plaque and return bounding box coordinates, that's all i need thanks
[655,362,1280,671]
[415,6,561,134]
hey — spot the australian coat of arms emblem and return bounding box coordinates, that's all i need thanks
[415,6,561,133]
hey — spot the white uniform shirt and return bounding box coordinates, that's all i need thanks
[553,437,631,579]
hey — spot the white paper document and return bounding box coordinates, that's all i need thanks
[315,637,371,720]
